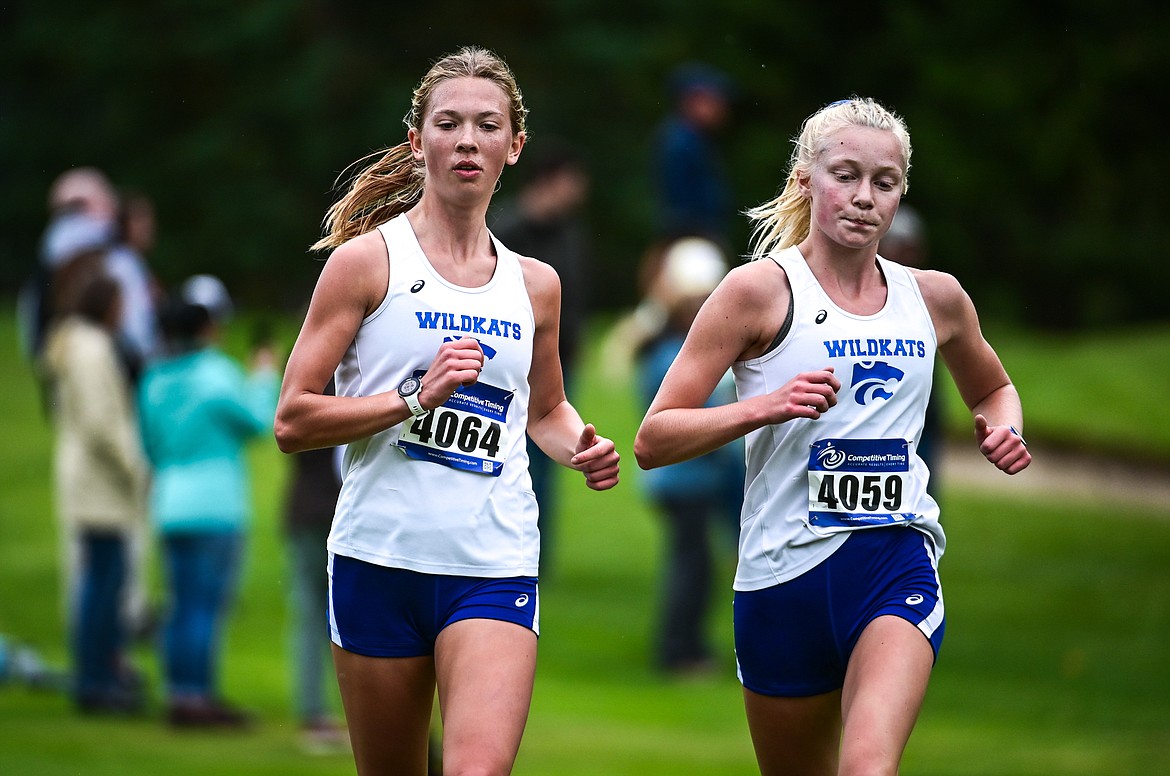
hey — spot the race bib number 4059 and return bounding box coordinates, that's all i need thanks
[807,438,916,530]
[397,377,515,476]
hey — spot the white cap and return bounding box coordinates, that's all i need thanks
[659,237,728,300]
[181,274,234,322]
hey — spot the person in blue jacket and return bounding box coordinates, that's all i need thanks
[634,237,743,676]
[651,63,736,248]
[138,275,278,727]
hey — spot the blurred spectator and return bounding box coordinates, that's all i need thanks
[281,377,348,753]
[604,63,737,384]
[878,204,944,496]
[25,223,117,632]
[119,189,158,258]
[48,166,121,222]
[600,236,712,382]
[651,63,736,248]
[633,237,743,675]
[21,168,118,360]
[490,140,592,576]
[41,272,149,714]
[138,276,278,728]
[108,188,164,381]
[114,188,166,644]
[19,211,112,386]
[20,168,162,383]
[878,204,927,268]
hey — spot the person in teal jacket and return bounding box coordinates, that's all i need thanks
[137,275,278,727]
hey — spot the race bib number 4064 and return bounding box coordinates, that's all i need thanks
[397,377,515,476]
[807,438,916,530]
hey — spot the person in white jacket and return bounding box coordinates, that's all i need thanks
[42,270,148,714]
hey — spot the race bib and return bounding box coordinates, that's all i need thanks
[397,374,514,476]
[807,438,916,531]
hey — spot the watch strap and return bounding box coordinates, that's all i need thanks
[401,385,428,417]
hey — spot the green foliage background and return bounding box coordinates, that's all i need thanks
[2,1,1167,326]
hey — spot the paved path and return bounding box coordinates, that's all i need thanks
[941,440,1170,512]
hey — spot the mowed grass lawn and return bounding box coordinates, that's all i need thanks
[1,308,1168,775]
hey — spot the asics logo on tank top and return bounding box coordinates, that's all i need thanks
[414,310,523,340]
[815,309,828,324]
[851,361,905,405]
[410,280,425,293]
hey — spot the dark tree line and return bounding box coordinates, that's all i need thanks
[2,0,1165,327]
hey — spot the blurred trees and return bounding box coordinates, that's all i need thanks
[1,0,1165,327]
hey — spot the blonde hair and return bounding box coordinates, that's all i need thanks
[311,47,528,251]
[745,97,911,260]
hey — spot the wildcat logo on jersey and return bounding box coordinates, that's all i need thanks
[415,311,523,340]
[851,361,904,405]
[443,335,497,361]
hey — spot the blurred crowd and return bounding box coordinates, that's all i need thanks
[11,165,346,752]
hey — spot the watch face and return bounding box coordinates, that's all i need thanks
[399,376,421,396]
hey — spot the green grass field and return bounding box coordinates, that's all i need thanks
[2,309,1168,775]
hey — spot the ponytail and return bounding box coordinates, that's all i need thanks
[310,142,423,252]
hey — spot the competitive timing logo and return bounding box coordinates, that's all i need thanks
[851,361,905,405]
[816,442,848,470]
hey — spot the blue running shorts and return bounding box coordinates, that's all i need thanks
[733,526,944,697]
[328,553,539,657]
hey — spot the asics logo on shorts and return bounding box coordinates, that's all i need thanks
[905,594,924,605]
[515,594,529,607]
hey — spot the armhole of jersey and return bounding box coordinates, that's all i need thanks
[759,257,795,358]
[898,262,940,349]
[496,242,538,332]
[363,222,395,324]
[489,233,521,286]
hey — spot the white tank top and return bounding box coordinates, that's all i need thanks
[328,214,539,577]
[731,246,944,591]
